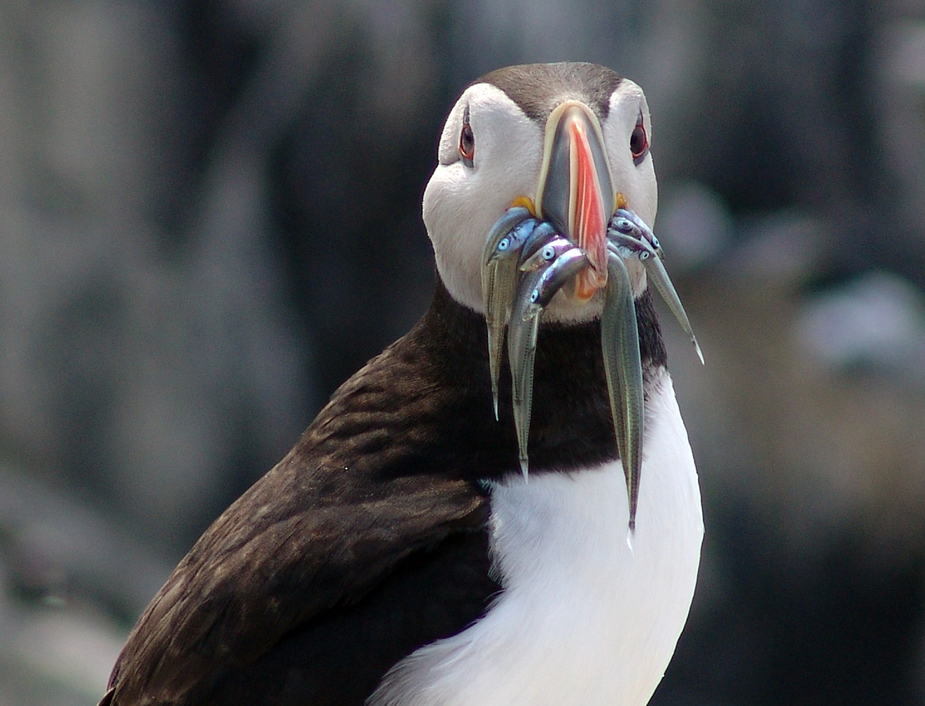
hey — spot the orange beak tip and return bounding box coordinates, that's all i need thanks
[570,269,605,303]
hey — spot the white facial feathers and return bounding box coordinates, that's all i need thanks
[423,76,658,316]
[603,81,658,227]
[425,84,543,312]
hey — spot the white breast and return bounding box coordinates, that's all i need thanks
[370,371,703,706]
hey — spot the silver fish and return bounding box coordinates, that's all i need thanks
[516,221,559,268]
[486,215,543,265]
[483,206,534,266]
[601,250,644,531]
[519,235,575,272]
[607,234,704,364]
[609,208,663,259]
[509,244,591,477]
[482,207,534,420]
[508,268,545,478]
[522,246,590,318]
[484,206,701,529]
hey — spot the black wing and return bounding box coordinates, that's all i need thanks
[105,465,493,704]
[104,295,504,705]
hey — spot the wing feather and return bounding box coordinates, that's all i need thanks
[105,301,498,704]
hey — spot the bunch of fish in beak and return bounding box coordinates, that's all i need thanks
[481,205,703,530]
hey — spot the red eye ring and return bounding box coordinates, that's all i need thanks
[630,113,648,165]
[459,107,475,167]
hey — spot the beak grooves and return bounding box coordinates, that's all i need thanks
[535,101,615,302]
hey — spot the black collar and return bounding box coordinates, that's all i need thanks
[297,275,667,484]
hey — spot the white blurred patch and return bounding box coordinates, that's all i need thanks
[731,211,822,284]
[882,21,925,88]
[5,607,125,701]
[797,271,925,376]
[656,182,732,271]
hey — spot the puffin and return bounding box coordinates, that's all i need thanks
[100,62,703,706]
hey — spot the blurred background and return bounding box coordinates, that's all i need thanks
[1,0,925,703]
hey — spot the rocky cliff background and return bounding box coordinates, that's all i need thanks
[2,1,925,704]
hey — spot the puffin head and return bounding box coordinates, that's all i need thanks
[423,62,657,322]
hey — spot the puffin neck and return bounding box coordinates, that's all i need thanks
[303,275,668,483]
[422,276,667,377]
[403,276,669,475]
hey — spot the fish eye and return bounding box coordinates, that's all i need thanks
[542,245,556,260]
[530,289,540,303]
[640,251,650,260]
[459,107,475,167]
[498,237,510,251]
[630,112,648,165]
[615,218,633,233]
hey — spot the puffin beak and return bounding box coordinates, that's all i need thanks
[535,101,616,303]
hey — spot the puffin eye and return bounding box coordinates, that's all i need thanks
[630,113,648,166]
[459,107,475,167]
